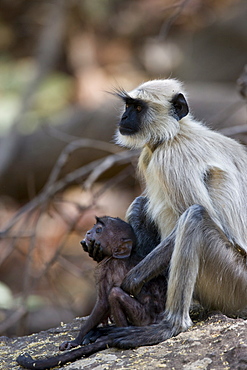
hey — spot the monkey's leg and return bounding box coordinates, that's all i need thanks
[108,287,154,326]
[165,205,247,328]
[109,205,247,348]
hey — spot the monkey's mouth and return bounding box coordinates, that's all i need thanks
[119,126,137,135]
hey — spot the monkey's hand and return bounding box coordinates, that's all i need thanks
[81,240,104,262]
[121,267,144,296]
[81,239,89,253]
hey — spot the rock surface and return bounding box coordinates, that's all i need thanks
[1,314,247,370]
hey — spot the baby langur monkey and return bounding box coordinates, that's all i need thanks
[61,216,167,351]
[17,216,167,370]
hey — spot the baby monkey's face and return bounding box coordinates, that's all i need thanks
[82,216,135,260]
[82,218,116,257]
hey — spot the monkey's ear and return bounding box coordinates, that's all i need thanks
[171,93,189,121]
[113,239,133,259]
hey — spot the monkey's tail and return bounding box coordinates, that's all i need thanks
[16,338,110,370]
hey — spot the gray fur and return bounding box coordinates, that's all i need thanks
[111,78,247,348]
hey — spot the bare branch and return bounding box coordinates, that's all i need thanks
[0,306,27,335]
[45,138,120,189]
[0,150,137,238]
[83,150,138,190]
[0,0,67,178]
[92,165,135,203]
[57,256,92,279]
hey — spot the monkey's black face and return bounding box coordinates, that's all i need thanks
[119,98,148,136]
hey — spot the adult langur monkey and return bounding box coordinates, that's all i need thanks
[16,79,247,370]
[91,78,247,348]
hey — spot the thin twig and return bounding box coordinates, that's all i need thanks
[158,0,191,40]
[45,124,119,150]
[0,306,27,335]
[35,204,87,280]
[58,255,94,279]
[18,207,46,334]
[92,165,135,204]
[83,150,138,190]
[45,139,120,190]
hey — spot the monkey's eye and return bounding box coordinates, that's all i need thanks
[135,105,142,112]
[96,226,102,234]
[125,104,129,108]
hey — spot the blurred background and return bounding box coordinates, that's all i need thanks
[0,0,246,337]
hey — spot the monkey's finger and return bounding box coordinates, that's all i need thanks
[59,341,68,351]
[81,328,100,345]
[87,241,96,257]
[80,240,89,252]
[82,326,116,345]
[59,340,79,351]
[92,242,104,262]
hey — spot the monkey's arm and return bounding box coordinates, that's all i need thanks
[59,296,110,351]
[121,231,174,296]
[127,196,161,258]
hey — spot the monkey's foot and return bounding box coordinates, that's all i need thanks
[81,328,106,345]
[59,327,112,351]
[108,322,176,349]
